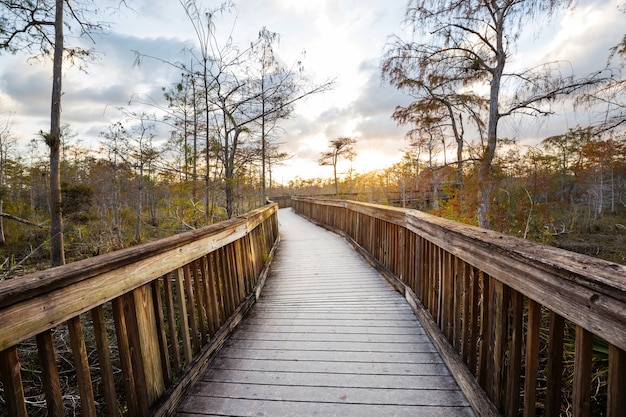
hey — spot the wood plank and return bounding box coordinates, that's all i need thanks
[0,205,277,311]
[210,356,449,375]
[67,316,97,417]
[183,263,200,354]
[163,271,182,374]
[112,296,140,416]
[298,199,626,352]
[36,330,64,417]
[218,347,444,363]
[200,255,217,336]
[608,344,626,417]
[203,368,460,390]
[132,284,165,405]
[177,208,475,417]
[191,259,208,346]
[219,338,437,353]
[0,220,250,351]
[151,279,172,388]
[121,292,150,415]
[505,290,523,417]
[91,306,121,417]
[189,380,469,406]
[524,299,542,417]
[179,396,475,417]
[229,329,429,343]
[174,267,193,365]
[460,261,471,363]
[467,267,479,375]
[572,325,593,417]
[545,311,565,417]
[0,346,27,417]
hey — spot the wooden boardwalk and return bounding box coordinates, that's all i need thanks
[177,208,475,417]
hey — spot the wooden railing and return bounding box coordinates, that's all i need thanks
[292,197,626,417]
[0,203,279,417]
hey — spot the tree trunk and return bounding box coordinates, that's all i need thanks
[0,151,5,246]
[49,0,65,266]
[477,13,505,230]
[261,77,267,205]
[135,162,143,242]
[333,163,338,195]
[0,134,6,245]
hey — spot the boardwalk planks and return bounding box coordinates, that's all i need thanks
[178,209,475,417]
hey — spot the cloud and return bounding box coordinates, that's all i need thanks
[0,0,623,182]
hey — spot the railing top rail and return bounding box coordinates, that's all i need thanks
[0,203,278,351]
[293,197,626,351]
[293,197,626,296]
[0,203,277,309]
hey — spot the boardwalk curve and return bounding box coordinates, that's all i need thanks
[177,208,475,417]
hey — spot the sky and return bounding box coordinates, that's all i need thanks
[0,0,624,184]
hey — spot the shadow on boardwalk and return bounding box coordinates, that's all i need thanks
[177,208,475,417]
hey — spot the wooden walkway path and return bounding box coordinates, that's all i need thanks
[177,208,475,417]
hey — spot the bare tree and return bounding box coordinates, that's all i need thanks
[383,45,486,183]
[386,0,607,228]
[103,112,159,242]
[0,113,17,246]
[319,137,357,195]
[177,1,333,218]
[0,0,108,265]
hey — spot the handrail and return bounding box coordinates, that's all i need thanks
[292,197,626,417]
[0,203,279,417]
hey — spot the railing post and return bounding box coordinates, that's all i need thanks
[36,330,65,417]
[545,311,565,416]
[608,344,626,417]
[67,316,97,417]
[0,347,27,417]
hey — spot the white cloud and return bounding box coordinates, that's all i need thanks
[0,0,623,180]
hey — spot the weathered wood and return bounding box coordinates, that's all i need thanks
[122,291,151,415]
[478,272,491,387]
[192,260,208,345]
[0,205,278,351]
[442,251,454,341]
[174,267,193,365]
[0,204,277,311]
[151,279,173,388]
[200,255,217,336]
[112,296,141,416]
[524,300,541,417]
[545,311,565,417]
[608,344,626,417]
[0,346,27,417]
[291,197,626,417]
[178,208,476,417]
[91,305,121,417]
[182,263,200,354]
[572,326,593,417]
[163,272,182,374]
[208,252,225,328]
[67,316,97,417]
[135,284,166,404]
[460,261,471,363]
[505,290,523,417]
[490,281,510,411]
[151,293,258,417]
[218,247,234,318]
[0,204,279,417]
[467,267,479,375]
[295,198,626,351]
[453,257,462,352]
[36,330,64,417]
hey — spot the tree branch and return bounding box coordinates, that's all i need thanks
[0,213,47,229]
